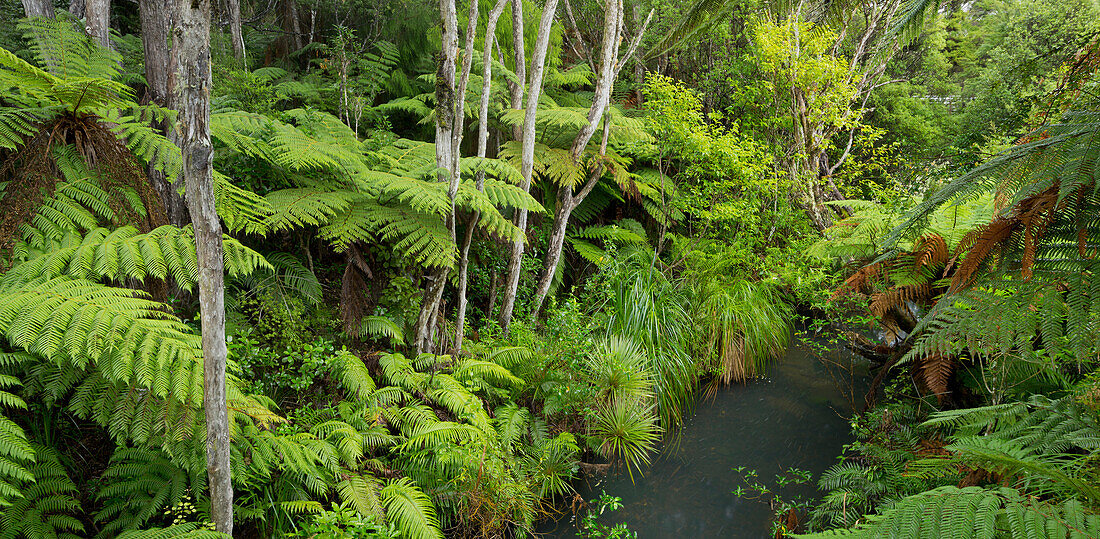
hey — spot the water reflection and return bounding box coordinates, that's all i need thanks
[541,338,867,538]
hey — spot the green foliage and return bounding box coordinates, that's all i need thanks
[799,486,1100,538]
[732,467,814,537]
[589,398,661,481]
[0,445,83,539]
[379,477,442,539]
[810,405,932,529]
[94,447,200,537]
[0,353,32,507]
[689,277,792,382]
[576,492,637,538]
[8,225,271,291]
[287,504,398,538]
[0,19,180,178]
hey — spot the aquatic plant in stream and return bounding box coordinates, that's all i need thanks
[732,467,814,536]
[577,492,637,538]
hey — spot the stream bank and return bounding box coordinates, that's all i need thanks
[541,337,868,538]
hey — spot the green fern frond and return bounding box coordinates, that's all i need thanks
[94,446,196,537]
[336,473,385,519]
[361,316,406,345]
[381,477,443,539]
[8,225,271,291]
[797,486,1100,539]
[0,276,205,410]
[116,524,227,538]
[0,445,83,539]
[264,188,358,232]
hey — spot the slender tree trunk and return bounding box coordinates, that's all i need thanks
[415,0,480,353]
[227,0,245,64]
[173,0,232,532]
[141,0,187,225]
[487,266,499,318]
[531,188,573,314]
[567,0,620,159]
[280,0,303,53]
[20,0,53,18]
[69,0,85,18]
[498,0,560,331]
[632,3,643,105]
[507,0,525,139]
[455,0,509,356]
[531,0,635,318]
[530,150,603,317]
[85,0,111,48]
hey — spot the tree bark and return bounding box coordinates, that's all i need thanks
[173,0,233,532]
[498,0,560,331]
[69,0,85,18]
[85,0,111,49]
[631,3,644,105]
[414,0,481,353]
[140,0,188,225]
[413,0,460,354]
[455,0,509,356]
[227,0,245,64]
[507,0,525,139]
[531,0,647,318]
[20,0,53,18]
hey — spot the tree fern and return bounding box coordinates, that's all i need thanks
[0,353,32,507]
[798,486,1100,538]
[360,316,406,346]
[7,225,271,291]
[0,276,204,406]
[380,477,443,539]
[0,445,82,539]
[116,524,227,538]
[95,447,199,537]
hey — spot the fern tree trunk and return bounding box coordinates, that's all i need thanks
[498,0,560,332]
[173,0,233,533]
[455,0,509,356]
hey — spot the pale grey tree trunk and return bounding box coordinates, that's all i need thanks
[227,0,245,64]
[415,0,486,353]
[85,0,110,48]
[69,0,84,18]
[20,0,53,18]
[507,0,525,139]
[632,3,644,105]
[498,0,560,331]
[530,1,654,318]
[173,0,232,532]
[455,0,509,356]
[567,0,620,159]
[413,0,460,354]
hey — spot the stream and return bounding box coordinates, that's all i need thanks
[541,337,868,538]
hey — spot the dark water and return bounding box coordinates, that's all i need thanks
[541,338,867,538]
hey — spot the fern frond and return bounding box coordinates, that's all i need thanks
[381,477,443,539]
